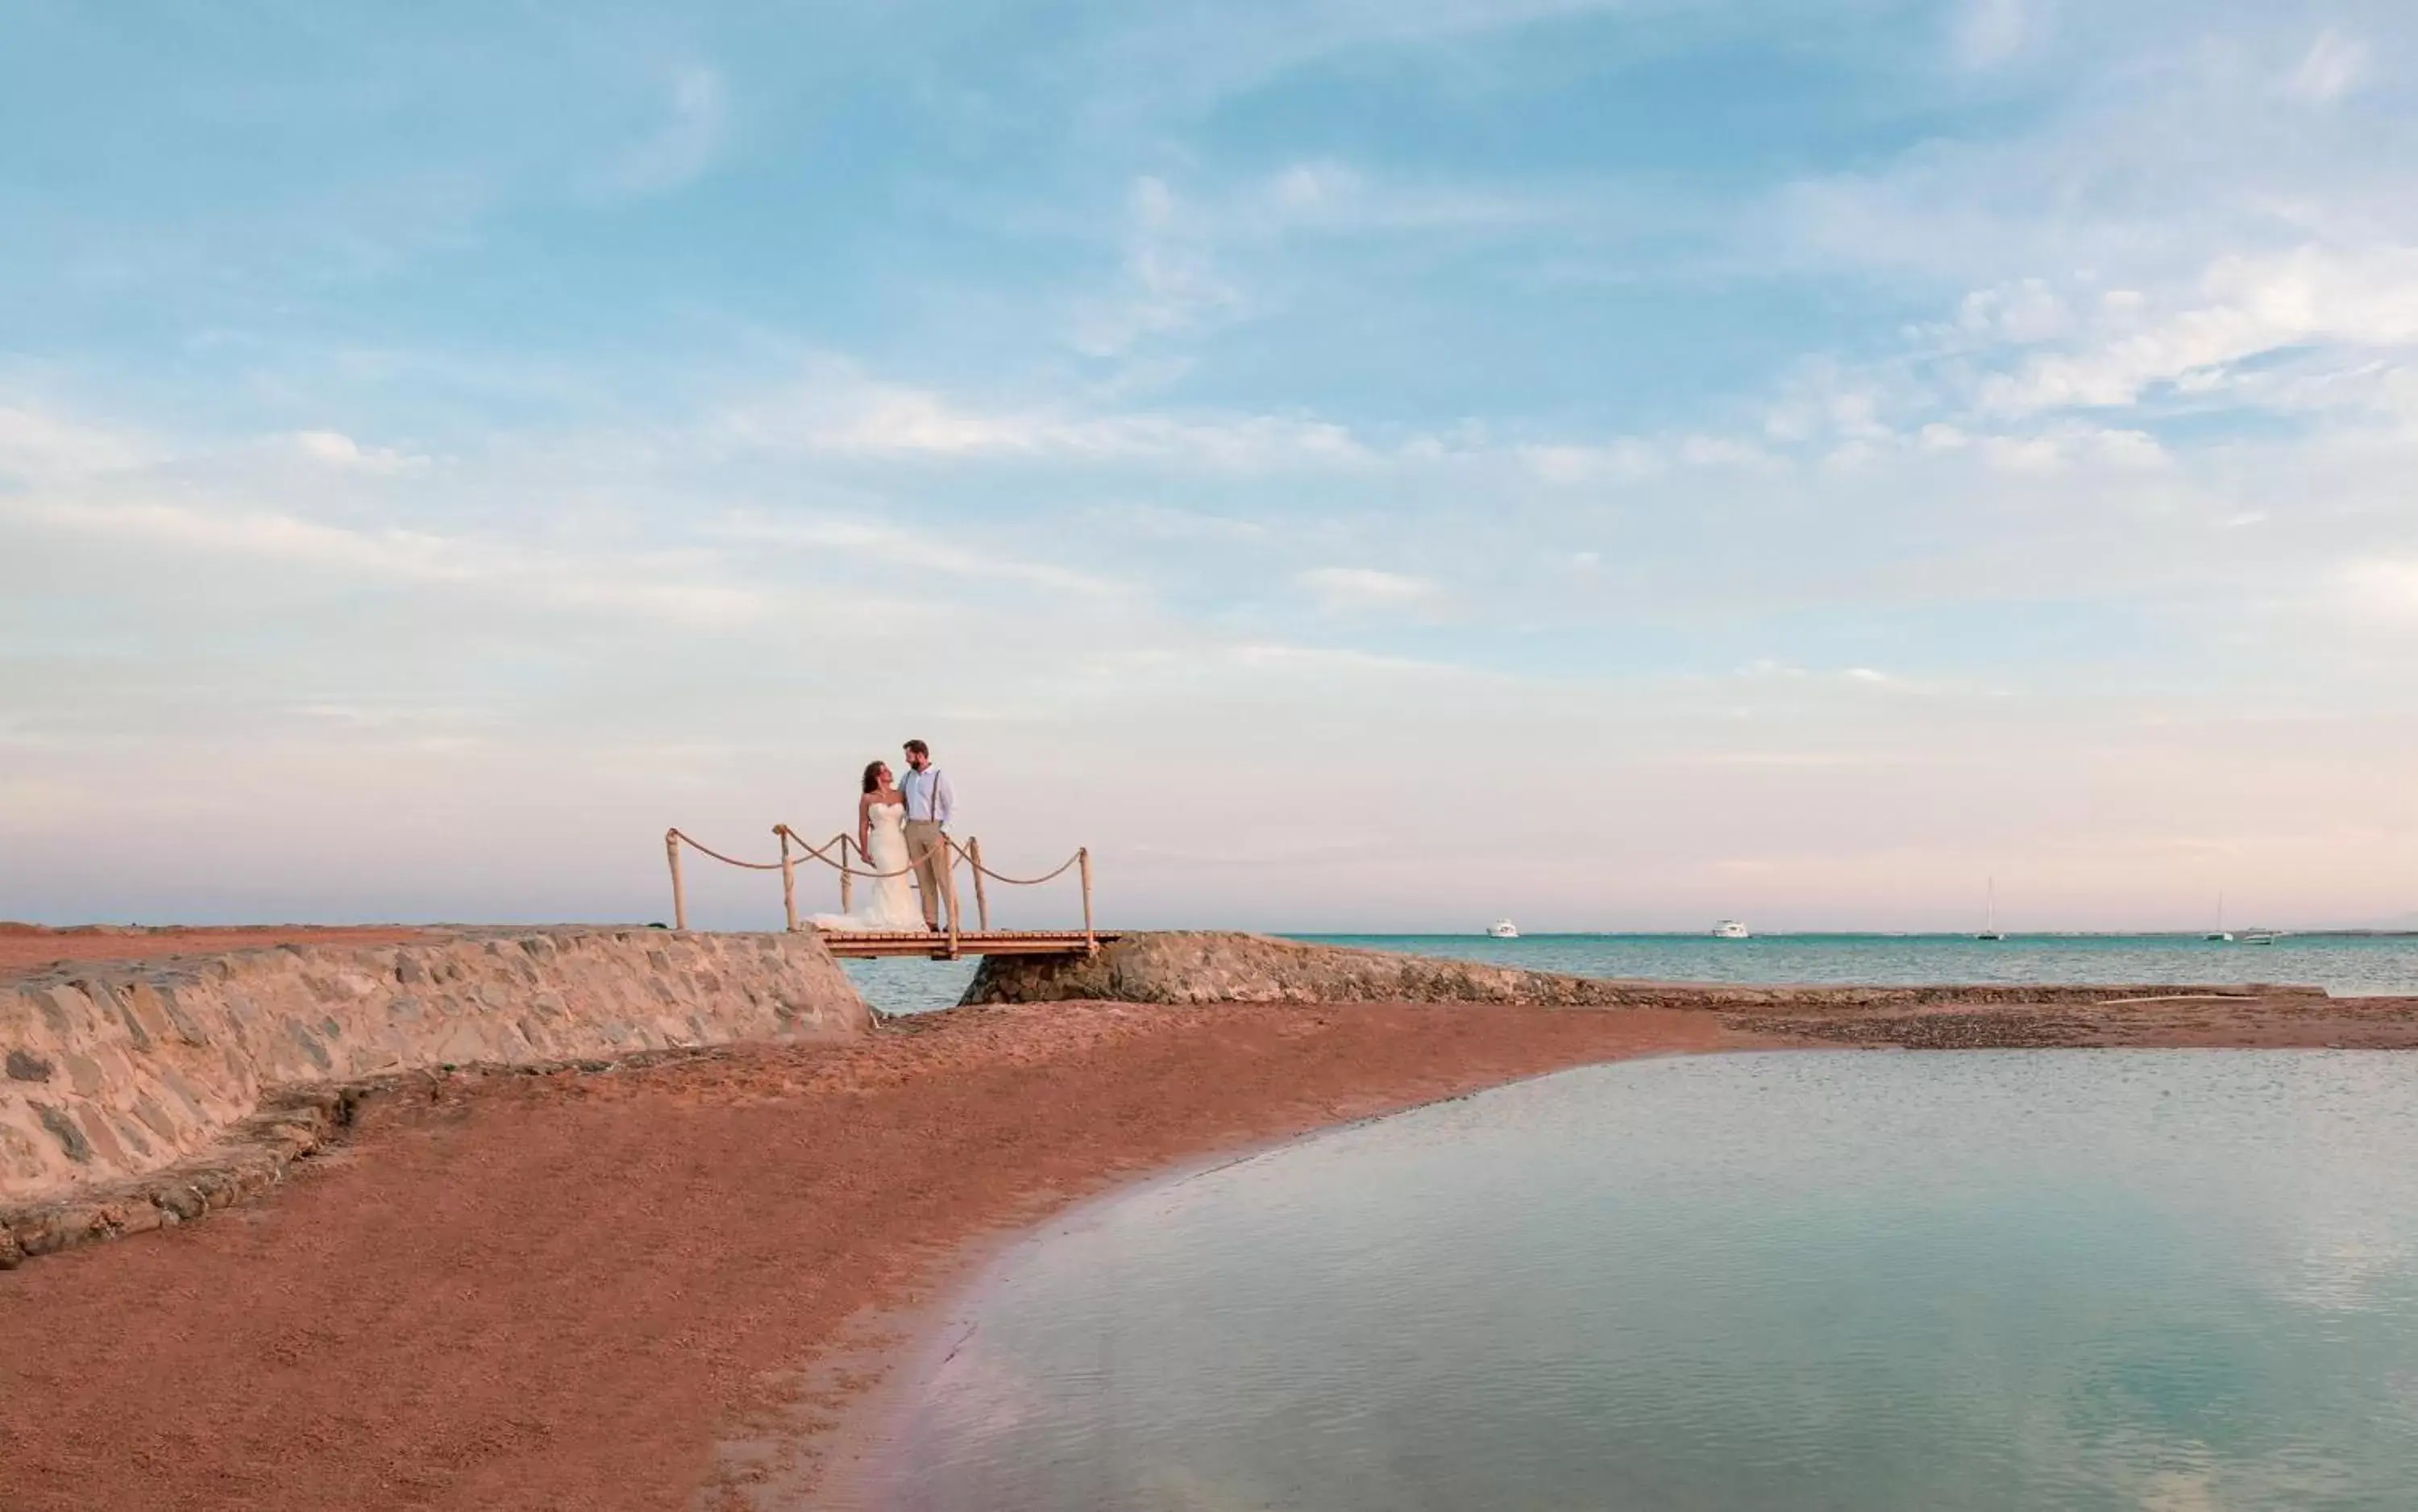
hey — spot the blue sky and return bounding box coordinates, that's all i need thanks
[3,0,2416,931]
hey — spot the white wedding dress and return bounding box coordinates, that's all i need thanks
[809,801,928,933]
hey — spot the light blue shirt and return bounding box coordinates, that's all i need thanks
[899,765,954,825]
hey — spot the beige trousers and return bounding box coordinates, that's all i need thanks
[904,820,949,927]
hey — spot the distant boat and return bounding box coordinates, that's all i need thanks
[2241,930,2281,946]
[1976,879,2005,941]
[2206,892,2233,942]
[1486,919,1519,939]
[1711,920,1750,940]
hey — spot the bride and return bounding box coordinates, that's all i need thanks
[809,760,929,933]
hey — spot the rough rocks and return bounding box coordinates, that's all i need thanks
[0,928,867,1209]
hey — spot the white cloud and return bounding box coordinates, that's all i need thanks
[1956,278,2076,343]
[1518,431,1781,482]
[0,404,152,477]
[597,65,728,196]
[2287,29,2371,106]
[1976,247,2418,417]
[1949,0,2044,71]
[6,494,764,627]
[1298,565,1443,613]
[1520,439,1660,484]
[1063,162,1584,359]
[1068,177,1248,356]
[1248,160,1572,236]
[1730,660,1942,695]
[2339,559,2418,622]
[288,430,422,473]
[707,513,1129,599]
[1967,423,2167,473]
[713,363,1383,470]
[1089,502,1269,542]
[1678,434,1780,467]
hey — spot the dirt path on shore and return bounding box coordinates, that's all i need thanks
[0,924,434,978]
[0,999,1759,1512]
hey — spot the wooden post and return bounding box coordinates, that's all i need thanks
[665,829,687,932]
[966,837,991,933]
[776,826,798,933]
[840,838,854,916]
[943,837,962,957]
[1078,846,1095,953]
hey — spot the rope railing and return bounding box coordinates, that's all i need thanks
[663,829,784,871]
[949,843,1083,887]
[774,826,919,879]
[661,823,1095,953]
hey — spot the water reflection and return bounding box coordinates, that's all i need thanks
[878,1053,2418,1511]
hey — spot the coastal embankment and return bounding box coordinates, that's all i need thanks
[4,927,2416,1511]
[0,926,866,1260]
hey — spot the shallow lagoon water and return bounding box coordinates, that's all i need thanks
[878,1052,2418,1510]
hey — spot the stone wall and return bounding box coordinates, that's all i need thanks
[0,928,866,1207]
[963,931,2303,1011]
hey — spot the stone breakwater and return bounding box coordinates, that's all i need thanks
[0,928,868,1236]
[963,930,2316,1011]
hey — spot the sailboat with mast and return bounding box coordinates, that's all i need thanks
[1976,878,2005,941]
[2206,893,2233,943]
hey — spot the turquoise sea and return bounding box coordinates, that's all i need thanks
[845,933,2418,1016]
[871,1051,2418,1511]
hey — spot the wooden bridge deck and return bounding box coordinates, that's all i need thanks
[812,929,1116,961]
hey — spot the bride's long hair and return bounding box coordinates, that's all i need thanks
[862,760,887,794]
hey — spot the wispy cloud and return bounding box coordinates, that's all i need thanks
[286,430,425,473]
[2287,28,2372,106]
[1974,247,2418,417]
[1298,566,1444,613]
[6,494,764,627]
[1068,177,1247,356]
[10,1,2418,927]
[709,362,1382,470]
[0,404,154,478]
[706,513,1130,599]
[1063,161,1595,357]
[596,64,729,196]
[1947,0,2046,72]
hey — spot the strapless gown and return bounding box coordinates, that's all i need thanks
[809,802,926,932]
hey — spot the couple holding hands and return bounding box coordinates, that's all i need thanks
[812,738,957,933]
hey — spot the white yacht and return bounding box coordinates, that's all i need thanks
[2206,893,2233,942]
[1976,878,2005,941]
[1711,920,1750,940]
[1486,919,1519,939]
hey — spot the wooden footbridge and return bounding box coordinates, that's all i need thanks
[810,928,1116,961]
[663,825,1113,961]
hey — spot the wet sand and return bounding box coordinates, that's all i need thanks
[6,987,2418,1510]
[0,998,1756,1511]
[0,924,434,978]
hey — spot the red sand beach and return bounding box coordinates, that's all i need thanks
[0,995,1755,1510]
[6,931,2418,1510]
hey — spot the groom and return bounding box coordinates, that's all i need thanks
[898,738,955,931]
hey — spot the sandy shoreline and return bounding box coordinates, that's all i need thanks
[6,959,2418,1510]
[0,996,1759,1511]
